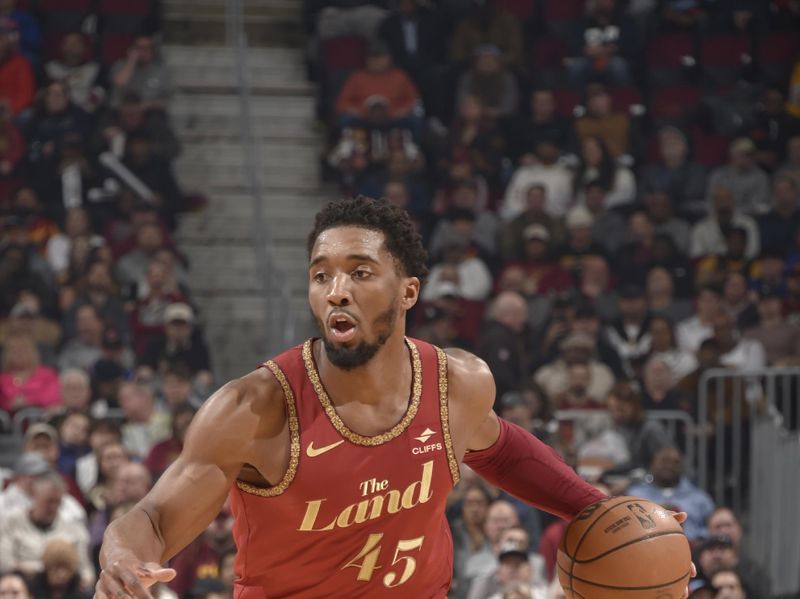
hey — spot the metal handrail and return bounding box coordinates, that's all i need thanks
[225,0,296,357]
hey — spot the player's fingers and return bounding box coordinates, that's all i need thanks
[670,510,688,524]
[690,561,697,577]
[142,566,176,583]
[117,568,153,599]
[99,570,133,599]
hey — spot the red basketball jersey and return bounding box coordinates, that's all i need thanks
[229,338,460,599]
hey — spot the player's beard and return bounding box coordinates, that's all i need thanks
[313,301,398,371]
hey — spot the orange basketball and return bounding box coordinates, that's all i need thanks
[557,496,692,599]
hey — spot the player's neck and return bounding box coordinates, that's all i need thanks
[316,332,411,407]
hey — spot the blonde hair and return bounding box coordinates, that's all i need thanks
[42,538,79,571]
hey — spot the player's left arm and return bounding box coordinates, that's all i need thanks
[444,348,606,520]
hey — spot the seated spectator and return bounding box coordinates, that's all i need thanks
[499,225,572,298]
[648,314,698,381]
[744,287,800,365]
[111,36,172,111]
[709,570,748,599]
[0,573,33,599]
[720,272,758,330]
[574,85,632,159]
[504,89,576,167]
[335,41,419,126]
[573,135,636,209]
[55,409,90,478]
[568,0,638,88]
[640,355,690,413]
[85,441,128,513]
[467,529,546,599]
[25,81,93,167]
[558,208,608,277]
[0,20,34,116]
[0,0,39,64]
[748,87,800,172]
[0,300,60,367]
[476,292,532,401]
[500,184,566,260]
[646,267,694,323]
[696,536,770,599]
[44,33,102,113]
[118,381,170,460]
[604,284,652,377]
[57,369,91,412]
[45,207,105,284]
[130,257,188,355]
[576,255,618,324]
[57,304,103,372]
[65,259,129,345]
[144,404,196,480]
[643,190,691,256]
[449,1,523,70]
[138,302,212,391]
[423,238,492,302]
[759,175,800,254]
[92,92,181,164]
[412,304,471,351]
[626,446,714,542]
[615,211,660,284]
[75,419,121,496]
[451,482,492,598]
[713,311,766,371]
[115,222,168,289]
[0,244,55,318]
[0,102,24,176]
[28,538,91,599]
[776,134,800,184]
[641,127,707,220]
[0,472,94,585]
[501,140,573,220]
[534,332,615,405]
[455,45,519,120]
[123,134,184,228]
[676,285,722,353]
[159,363,202,410]
[585,182,628,256]
[691,186,760,260]
[706,139,771,216]
[428,182,499,259]
[0,333,60,412]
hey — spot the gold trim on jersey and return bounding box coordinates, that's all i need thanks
[435,347,460,486]
[302,337,422,446]
[236,360,300,497]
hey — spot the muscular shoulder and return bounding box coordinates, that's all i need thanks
[443,348,495,416]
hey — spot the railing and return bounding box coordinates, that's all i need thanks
[225,0,296,357]
[0,410,9,433]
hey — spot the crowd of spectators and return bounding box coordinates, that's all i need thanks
[309,0,800,597]
[0,3,218,599]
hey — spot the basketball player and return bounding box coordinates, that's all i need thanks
[96,198,692,598]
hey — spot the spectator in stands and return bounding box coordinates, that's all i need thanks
[626,446,714,541]
[641,126,708,220]
[130,257,188,355]
[28,538,90,599]
[66,260,129,345]
[616,213,659,283]
[117,381,169,459]
[648,314,698,381]
[502,140,573,220]
[534,332,615,406]
[776,134,800,184]
[85,441,128,513]
[697,536,770,599]
[690,186,760,260]
[709,570,747,599]
[159,363,201,410]
[499,225,572,298]
[111,35,172,112]
[55,409,90,478]
[719,272,757,330]
[0,20,34,116]
[144,404,196,480]
[25,81,93,166]
[500,184,566,260]
[575,85,632,159]
[335,41,420,125]
[575,255,619,323]
[505,89,576,167]
[646,267,693,323]
[451,482,491,599]
[123,133,184,228]
[0,333,60,412]
[643,190,691,256]
[707,139,771,216]
[467,528,545,599]
[114,221,166,288]
[0,244,54,318]
[573,135,636,209]
[57,304,103,372]
[744,287,800,365]
[423,237,492,301]
[57,369,91,413]
[44,33,102,113]
[568,0,638,88]
[585,181,628,256]
[476,292,532,402]
[137,302,212,390]
[0,573,33,599]
[449,1,522,70]
[713,310,766,371]
[90,462,151,551]
[428,181,499,259]
[759,175,800,254]
[604,283,651,377]
[677,285,722,353]
[455,45,519,120]
[0,100,24,174]
[641,355,690,414]
[1,300,61,367]
[0,472,94,585]
[75,419,121,496]
[749,87,800,171]
[45,208,103,284]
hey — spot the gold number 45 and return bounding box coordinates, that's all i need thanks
[343,533,425,587]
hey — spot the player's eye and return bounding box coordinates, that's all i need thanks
[352,269,372,280]
[312,272,329,283]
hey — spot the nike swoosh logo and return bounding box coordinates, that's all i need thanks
[306,440,345,458]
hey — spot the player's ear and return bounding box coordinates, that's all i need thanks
[401,277,420,310]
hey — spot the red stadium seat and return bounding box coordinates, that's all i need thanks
[700,33,751,67]
[530,37,568,69]
[97,0,151,15]
[646,33,693,68]
[692,127,730,167]
[321,36,367,71]
[542,0,584,20]
[608,86,643,114]
[38,0,91,11]
[495,0,536,20]
[759,31,800,66]
[100,33,135,65]
[552,88,580,118]
[650,85,701,121]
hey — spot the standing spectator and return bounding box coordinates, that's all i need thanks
[759,175,800,254]
[111,36,172,111]
[0,334,60,412]
[117,381,170,460]
[449,1,523,70]
[44,33,102,113]
[690,186,760,260]
[0,20,34,116]
[57,304,103,372]
[501,141,573,220]
[574,85,632,159]
[706,139,771,216]
[28,539,91,599]
[455,45,519,119]
[677,285,722,353]
[640,126,707,219]
[476,292,532,401]
[572,136,636,209]
[626,446,714,542]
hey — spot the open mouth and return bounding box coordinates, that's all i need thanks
[328,313,357,343]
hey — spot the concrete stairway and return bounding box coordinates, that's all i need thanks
[164,16,324,382]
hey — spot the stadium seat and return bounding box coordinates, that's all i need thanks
[758,31,800,83]
[100,33,135,66]
[646,33,694,86]
[700,32,752,85]
[321,35,367,71]
[552,88,580,118]
[37,0,92,33]
[650,85,701,124]
[495,0,536,20]
[97,0,151,15]
[97,0,152,35]
[608,86,644,114]
[691,127,730,167]
[530,36,568,69]
[542,0,584,36]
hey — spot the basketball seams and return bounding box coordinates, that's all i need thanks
[573,530,687,563]
[558,562,692,591]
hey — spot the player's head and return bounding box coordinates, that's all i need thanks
[306,197,427,370]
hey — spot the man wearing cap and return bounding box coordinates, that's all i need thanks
[502,142,573,221]
[465,527,545,599]
[499,224,572,300]
[455,44,519,119]
[707,138,771,216]
[690,186,761,261]
[500,184,566,260]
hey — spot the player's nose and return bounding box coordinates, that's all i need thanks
[326,273,352,305]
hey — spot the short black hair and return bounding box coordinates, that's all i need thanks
[307,196,428,283]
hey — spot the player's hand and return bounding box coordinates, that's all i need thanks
[670,511,697,599]
[95,559,176,599]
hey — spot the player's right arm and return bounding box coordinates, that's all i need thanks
[96,368,287,599]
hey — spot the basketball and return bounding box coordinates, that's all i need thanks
[557,496,692,599]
